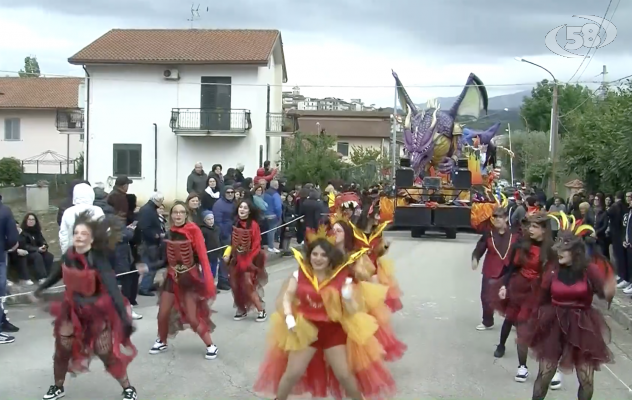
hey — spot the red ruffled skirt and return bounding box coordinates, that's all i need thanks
[489,273,540,323]
[50,295,137,379]
[229,251,268,312]
[161,266,215,337]
[374,323,407,362]
[521,304,613,371]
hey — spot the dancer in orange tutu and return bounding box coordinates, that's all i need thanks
[330,213,407,363]
[223,198,268,322]
[253,227,396,400]
[523,219,616,400]
[149,201,217,360]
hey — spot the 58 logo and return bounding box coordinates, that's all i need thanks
[545,15,617,58]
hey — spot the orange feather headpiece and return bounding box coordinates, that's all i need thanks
[305,224,336,246]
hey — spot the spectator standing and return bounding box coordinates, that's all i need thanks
[107,176,133,221]
[212,186,235,291]
[187,162,208,195]
[264,180,282,254]
[137,192,165,297]
[0,194,20,342]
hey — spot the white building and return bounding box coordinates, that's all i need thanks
[69,29,288,201]
[0,77,84,174]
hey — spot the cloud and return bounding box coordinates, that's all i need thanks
[0,1,630,106]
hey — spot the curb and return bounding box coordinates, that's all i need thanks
[593,292,632,332]
[4,252,293,306]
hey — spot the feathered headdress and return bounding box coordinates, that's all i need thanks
[549,211,595,251]
[305,224,336,246]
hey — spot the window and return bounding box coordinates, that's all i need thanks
[79,134,85,142]
[4,118,20,140]
[337,142,349,157]
[113,144,142,177]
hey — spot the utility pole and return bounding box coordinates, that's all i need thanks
[549,82,559,195]
[600,65,608,99]
[507,123,514,185]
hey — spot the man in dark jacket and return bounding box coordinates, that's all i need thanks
[137,192,164,296]
[302,190,326,230]
[93,185,114,214]
[0,194,20,342]
[187,162,208,194]
[610,191,628,287]
[107,176,132,221]
[212,185,235,290]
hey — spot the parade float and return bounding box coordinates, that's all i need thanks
[389,70,513,237]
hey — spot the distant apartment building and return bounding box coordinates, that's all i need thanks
[283,86,375,112]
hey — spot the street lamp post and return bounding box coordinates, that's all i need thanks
[514,57,558,194]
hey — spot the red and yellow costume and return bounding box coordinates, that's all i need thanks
[223,218,267,312]
[253,233,396,399]
[160,222,216,339]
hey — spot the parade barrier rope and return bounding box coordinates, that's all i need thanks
[0,216,304,301]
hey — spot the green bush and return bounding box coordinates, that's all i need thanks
[0,157,22,186]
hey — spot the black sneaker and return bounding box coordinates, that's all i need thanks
[256,310,268,322]
[233,311,247,321]
[43,385,65,400]
[0,332,15,344]
[138,290,155,297]
[122,386,138,400]
[205,344,218,360]
[148,339,167,354]
[1,321,19,332]
[493,344,505,358]
[217,282,231,291]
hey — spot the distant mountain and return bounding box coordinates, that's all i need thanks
[416,90,532,112]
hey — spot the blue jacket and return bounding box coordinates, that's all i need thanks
[0,199,19,255]
[264,188,282,220]
[212,197,235,242]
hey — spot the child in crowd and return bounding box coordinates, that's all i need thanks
[201,210,221,278]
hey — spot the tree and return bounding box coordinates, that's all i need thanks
[0,157,23,186]
[562,82,632,193]
[18,56,41,78]
[279,132,344,187]
[520,80,594,134]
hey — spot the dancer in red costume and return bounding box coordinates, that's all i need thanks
[223,198,268,322]
[149,201,217,360]
[354,193,403,312]
[472,206,518,331]
[490,211,556,384]
[524,222,616,400]
[330,214,407,362]
[34,211,138,400]
[253,227,396,400]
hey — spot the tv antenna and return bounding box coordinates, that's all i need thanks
[187,4,207,28]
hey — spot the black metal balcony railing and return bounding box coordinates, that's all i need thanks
[56,109,84,130]
[266,112,284,132]
[170,108,252,133]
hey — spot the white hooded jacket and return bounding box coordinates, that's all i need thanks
[59,183,105,254]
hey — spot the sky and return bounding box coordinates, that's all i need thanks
[0,0,631,107]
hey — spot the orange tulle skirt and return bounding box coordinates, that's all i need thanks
[376,257,403,313]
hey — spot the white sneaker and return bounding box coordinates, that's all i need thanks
[550,370,562,390]
[131,309,143,320]
[205,344,218,360]
[21,280,34,286]
[476,324,493,331]
[148,339,167,354]
[267,248,280,254]
[515,365,529,382]
[6,280,13,287]
[617,280,629,288]
[623,284,632,294]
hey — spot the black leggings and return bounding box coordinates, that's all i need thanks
[499,319,528,366]
[532,360,594,400]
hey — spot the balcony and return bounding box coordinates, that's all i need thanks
[170,108,251,136]
[266,112,293,137]
[56,109,84,133]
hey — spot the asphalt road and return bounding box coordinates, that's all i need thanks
[3,232,632,400]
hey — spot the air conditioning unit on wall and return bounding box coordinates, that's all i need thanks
[163,69,180,80]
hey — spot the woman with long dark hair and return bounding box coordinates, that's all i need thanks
[524,221,615,400]
[253,231,396,400]
[34,212,138,400]
[492,211,557,384]
[222,198,268,322]
[149,201,217,360]
[20,212,54,280]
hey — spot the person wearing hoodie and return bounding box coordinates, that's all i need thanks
[59,183,105,255]
[200,210,221,278]
[57,179,90,226]
[137,192,165,297]
[234,163,245,184]
[263,180,282,253]
[255,163,277,189]
[187,162,208,195]
[0,194,20,343]
[212,185,235,290]
[93,184,114,215]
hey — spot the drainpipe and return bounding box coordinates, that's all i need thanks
[82,66,90,180]
[153,123,158,191]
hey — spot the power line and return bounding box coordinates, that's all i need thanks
[575,0,620,83]
[567,0,614,83]
[0,69,614,89]
[555,72,631,119]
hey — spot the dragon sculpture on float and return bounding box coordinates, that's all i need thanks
[392,71,503,178]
